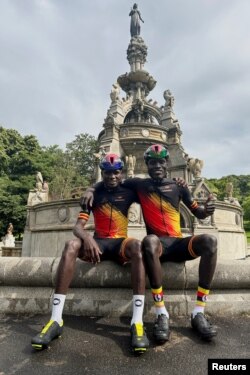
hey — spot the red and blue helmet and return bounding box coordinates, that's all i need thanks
[99,153,124,171]
[144,144,169,163]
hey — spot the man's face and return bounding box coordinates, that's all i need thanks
[147,158,168,180]
[101,169,122,188]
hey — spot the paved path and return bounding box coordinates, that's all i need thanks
[0,314,249,375]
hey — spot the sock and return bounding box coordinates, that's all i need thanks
[50,293,66,323]
[192,286,210,318]
[151,287,169,318]
[130,295,145,326]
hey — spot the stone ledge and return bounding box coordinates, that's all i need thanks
[0,287,249,317]
[0,257,249,289]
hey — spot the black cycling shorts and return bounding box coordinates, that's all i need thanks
[80,237,136,265]
[159,236,198,262]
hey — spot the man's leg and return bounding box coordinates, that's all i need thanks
[31,238,82,349]
[122,238,149,353]
[189,234,218,340]
[141,235,169,343]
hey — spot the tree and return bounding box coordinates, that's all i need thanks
[47,134,98,200]
[207,175,250,204]
[0,127,98,237]
[65,133,98,180]
[0,127,59,237]
[243,197,250,221]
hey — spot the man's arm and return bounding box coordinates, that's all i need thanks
[80,177,187,209]
[189,194,216,219]
[80,182,103,209]
[73,214,102,263]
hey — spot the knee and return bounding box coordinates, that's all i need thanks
[199,234,217,256]
[129,239,142,260]
[62,239,80,260]
[142,234,160,257]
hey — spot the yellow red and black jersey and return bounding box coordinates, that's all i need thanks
[79,185,138,239]
[122,178,198,238]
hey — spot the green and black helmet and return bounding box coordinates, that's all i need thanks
[144,144,169,163]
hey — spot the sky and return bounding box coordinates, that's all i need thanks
[0,0,249,179]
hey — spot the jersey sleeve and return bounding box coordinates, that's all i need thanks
[94,181,104,192]
[181,186,199,213]
[121,178,141,203]
[121,178,142,189]
[181,186,208,218]
[77,208,91,222]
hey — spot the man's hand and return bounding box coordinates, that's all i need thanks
[204,194,216,216]
[82,237,102,264]
[80,188,95,209]
[173,177,188,188]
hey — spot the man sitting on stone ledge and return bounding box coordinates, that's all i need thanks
[31,153,149,354]
[82,144,218,343]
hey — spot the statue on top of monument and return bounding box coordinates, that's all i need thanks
[188,158,204,179]
[110,82,120,102]
[35,171,43,191]
[163,89,175,109]
[129,3,144,37]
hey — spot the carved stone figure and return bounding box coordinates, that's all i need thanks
[36,172,43,191]
[3,223,15,247]
[110,82,120,102]
[7,222,13,235]
[27,171,49,205]
[93,148,106,182]
[126,154,136,178]
[188,158,204,178]
[163,89,175,108]
[128,203,140,224]
[129,3,144,37]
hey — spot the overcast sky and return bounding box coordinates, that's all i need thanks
[0,0,249,178]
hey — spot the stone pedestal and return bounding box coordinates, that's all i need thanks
[27,190,49,206]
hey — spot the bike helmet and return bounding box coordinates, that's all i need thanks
[99,153,124,171]
[144,144,169,163]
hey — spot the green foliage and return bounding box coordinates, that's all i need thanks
[48,133,98,200]
[206,175,250,222]
[0,176,27,237]
[206,175,250,203]
[65,133,98,180]
[243,198,250,221]
[243,221,250,243]
[0,127,98,238]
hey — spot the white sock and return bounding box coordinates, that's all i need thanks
[192,305,205,318]
[155,306,169,319]
[50,294,66,323]
[130,295,145,326]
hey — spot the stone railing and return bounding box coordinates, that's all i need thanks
[1,246,22,257]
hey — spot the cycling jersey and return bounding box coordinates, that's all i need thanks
[80,185,138,238]
[122,178,198,238]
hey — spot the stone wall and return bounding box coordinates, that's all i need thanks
[22,199,247,260]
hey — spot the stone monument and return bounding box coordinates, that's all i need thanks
[22,4,247,260]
